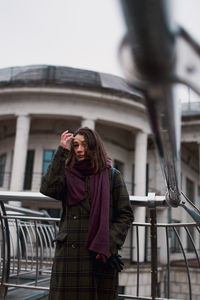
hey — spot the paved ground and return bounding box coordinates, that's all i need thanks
[4,274,50,300]
[6,288,49,300]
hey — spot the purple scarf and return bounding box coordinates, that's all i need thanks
[65,159,111,258]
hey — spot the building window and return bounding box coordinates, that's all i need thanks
[0,154,6,187]
[186,178,195,252]
[114,160,124,175]
[118,286,125,299]
[146,163,149,196]
[186,177,195,203]
[44,208,61,218]
[170,220,181,253]
[198,186,200,209]
[42,150,55,175]
[187,225,195,253]
[132,164,135,195]
[23,150,35,190]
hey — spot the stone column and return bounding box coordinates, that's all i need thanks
[10,115,31,196]
[81,118,95,130]
[134,131,148,195]
[133,131,148,262]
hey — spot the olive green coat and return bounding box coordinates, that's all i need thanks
[40,146,134,300]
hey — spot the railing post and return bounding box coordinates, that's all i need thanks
[150,207,158,300]
[0,201,10,300]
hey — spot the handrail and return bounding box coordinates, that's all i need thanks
[4,203,50,217]
[2,215,59,222]
[131,193,200,224]
[0,191,56,203]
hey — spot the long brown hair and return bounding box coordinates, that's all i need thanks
[66,127,110,173]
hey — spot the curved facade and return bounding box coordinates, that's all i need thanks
[0,65,199,222]
[0,65,200,298]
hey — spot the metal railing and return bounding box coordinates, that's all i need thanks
[126,222,200,300]
[0,195,199,300]
[0,198,60,299]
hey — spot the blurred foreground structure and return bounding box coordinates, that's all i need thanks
[0,65,200,299]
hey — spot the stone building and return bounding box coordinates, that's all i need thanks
[0,65,199,298]
[0,65,199,211]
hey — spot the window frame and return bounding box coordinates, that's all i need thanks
[42,150,55,176]
[0,153,6,187]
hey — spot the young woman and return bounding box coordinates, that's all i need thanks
[40,127,134,300]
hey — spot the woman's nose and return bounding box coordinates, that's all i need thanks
[77,145,83,151]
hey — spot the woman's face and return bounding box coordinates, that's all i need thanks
[73,134,88,161]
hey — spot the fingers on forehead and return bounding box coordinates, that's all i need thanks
[63,131,73,136]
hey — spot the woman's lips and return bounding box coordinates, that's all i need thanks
[77,155,84,159]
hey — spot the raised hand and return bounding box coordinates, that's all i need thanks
[60,130,74,150]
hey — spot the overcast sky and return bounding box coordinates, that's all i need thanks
[1,0,200,101]
[0,0,125,75]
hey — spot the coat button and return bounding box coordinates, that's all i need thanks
[72,244,76,249]
[73,215,78,220]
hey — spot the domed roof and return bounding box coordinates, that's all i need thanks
[0,65,142,100]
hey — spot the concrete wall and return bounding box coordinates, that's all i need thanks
[120,266,200,300]
[169,267,200,300]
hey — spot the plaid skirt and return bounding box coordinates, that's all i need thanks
[48,201,118,300]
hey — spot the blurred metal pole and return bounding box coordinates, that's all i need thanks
[150,208,158,300]
[119,0,181,207]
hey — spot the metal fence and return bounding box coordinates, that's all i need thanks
[0,196,199,300]
[124,222,200,300]
[0,199,60,299]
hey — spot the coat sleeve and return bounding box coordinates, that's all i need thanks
[40,146,69,200]
[109,170,134,254]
